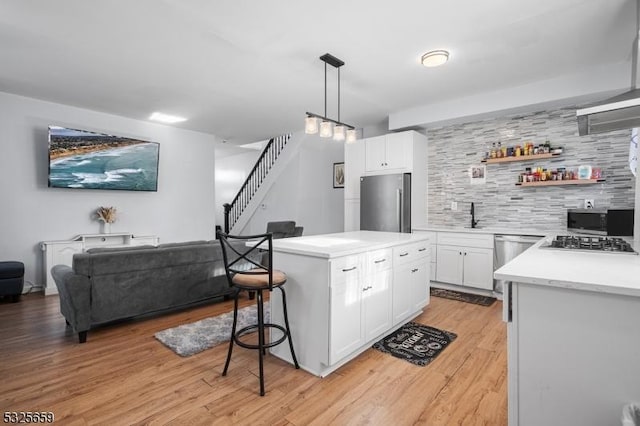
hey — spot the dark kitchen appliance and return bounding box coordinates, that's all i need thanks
[360,173,411,233]
[543,235,637,254]
[567,209,634,236]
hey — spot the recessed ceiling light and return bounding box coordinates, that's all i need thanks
[421,50,450,67]
[149,112,188,124]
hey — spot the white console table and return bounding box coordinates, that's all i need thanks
[40,233,159,295]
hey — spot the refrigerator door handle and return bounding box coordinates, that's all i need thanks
[397,188,402,232]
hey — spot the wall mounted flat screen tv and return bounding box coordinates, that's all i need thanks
[48,126,160,191]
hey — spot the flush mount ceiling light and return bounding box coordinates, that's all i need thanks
[305,53,357,143]
[421,49,450,67]
[149,112,188,124]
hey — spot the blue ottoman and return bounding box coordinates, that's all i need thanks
[0,261,25,303]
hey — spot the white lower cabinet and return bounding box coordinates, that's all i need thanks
[392,242,430,325]
[505,282,640,425]
[329,274,364,364]
[435,232,494,290]
[330,250,394,363]
[362,268,392,341]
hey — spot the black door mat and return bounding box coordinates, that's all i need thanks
[430,288,496,306]
[372,322,457,366]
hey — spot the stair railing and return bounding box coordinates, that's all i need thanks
[223,133,291,233]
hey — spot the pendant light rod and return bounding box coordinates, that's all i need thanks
[324,61,327,118]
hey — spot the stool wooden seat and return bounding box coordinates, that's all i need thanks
[218,232,299,396]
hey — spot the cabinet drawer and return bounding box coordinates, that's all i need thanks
[330,254,363,284]
[393,241,429,265]
[366,248,392,273]
[436,232,493,249]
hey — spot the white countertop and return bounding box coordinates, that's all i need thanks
[271,231,429,259]
[413,225,559,237]
[494,236,640,297]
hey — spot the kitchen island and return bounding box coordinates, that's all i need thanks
[268,231,431,377]
[494,236,640,426]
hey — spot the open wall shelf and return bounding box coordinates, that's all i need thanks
[482,152,561,164]
[515,179,605,187]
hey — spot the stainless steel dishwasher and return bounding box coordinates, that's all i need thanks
[493,234,544,294]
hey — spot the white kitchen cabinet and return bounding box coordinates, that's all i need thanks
[40,232,159,295]
[362,249,393,341]
[505,281,640,425]
[412,230,437,282]
[435,232,494,290]
[344,199,360,232]
[461,247,494,289]
[364,133,412,173]
[344,139,366,199]
[392,242,430,325]
[330,249,393,361]
[329,276,364,364]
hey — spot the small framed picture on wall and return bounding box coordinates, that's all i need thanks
[469,165,487,185]
[333,162,345,188]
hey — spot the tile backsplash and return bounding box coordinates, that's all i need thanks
[426,106,636,230]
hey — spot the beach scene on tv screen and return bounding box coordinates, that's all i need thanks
[48,126,159,191]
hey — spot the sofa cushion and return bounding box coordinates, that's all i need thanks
[86,245,157,254]
[157,240,209,249]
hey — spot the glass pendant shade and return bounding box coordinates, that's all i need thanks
[320,121,333,138]
[346,128,357,143]
[333,125,346,141]
[305,116,319,134]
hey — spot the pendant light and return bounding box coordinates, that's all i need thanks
[305,53,357,142]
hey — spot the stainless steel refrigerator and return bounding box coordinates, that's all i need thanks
[360,173,411,233]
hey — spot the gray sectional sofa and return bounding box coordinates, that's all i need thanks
[51,240,254,343]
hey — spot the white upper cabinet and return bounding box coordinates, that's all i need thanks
[365,133,413,173]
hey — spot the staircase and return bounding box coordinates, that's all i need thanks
[223,133,291,233]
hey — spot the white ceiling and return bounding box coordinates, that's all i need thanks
[0,0,635,144]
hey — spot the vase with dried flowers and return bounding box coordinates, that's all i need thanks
[95,206,117,234]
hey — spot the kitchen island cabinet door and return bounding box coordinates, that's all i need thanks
[362,268,392,341]
[411,260,430,310]
[435,245,463,285]
[461,247,494,290]
[329,278,363,365]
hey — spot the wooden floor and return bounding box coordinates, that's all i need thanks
[0,292,507,425]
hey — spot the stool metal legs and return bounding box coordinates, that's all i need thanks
[221,285,299,396]
[222,291,239,377]
[279,286,300,370]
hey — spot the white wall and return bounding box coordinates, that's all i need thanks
[243,133,345,236]
[0,92,218,289]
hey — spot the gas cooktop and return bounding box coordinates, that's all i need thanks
[544,235,637,254]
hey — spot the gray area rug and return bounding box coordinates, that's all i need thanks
[155,304,269,357]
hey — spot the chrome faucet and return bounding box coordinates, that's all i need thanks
[471,202,479,228]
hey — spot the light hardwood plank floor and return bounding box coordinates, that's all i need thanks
[0,292,507,425]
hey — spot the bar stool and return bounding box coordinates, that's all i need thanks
[217,231,299,396]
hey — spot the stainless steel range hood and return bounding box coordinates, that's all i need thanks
[576,89,640,135]
[577,0,640,136]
